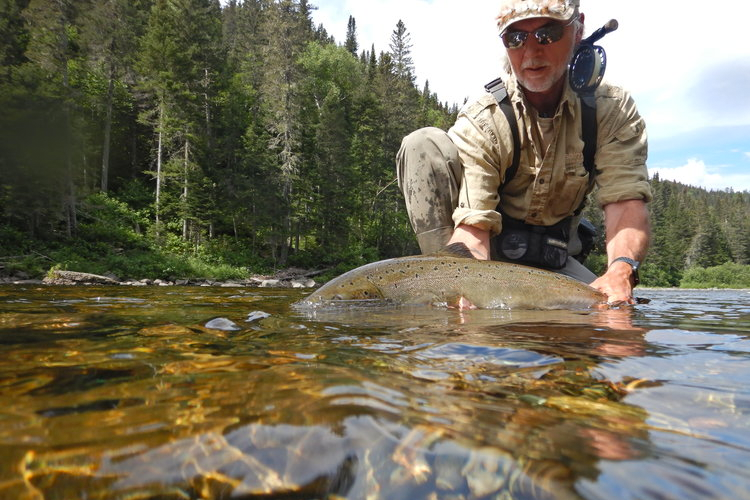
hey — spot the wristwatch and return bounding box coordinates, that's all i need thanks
[611,257,640,286]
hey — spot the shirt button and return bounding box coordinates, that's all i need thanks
[539,179,545,184]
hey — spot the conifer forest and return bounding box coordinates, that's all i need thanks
[1,0,749,288]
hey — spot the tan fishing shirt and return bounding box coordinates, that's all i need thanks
[448,73,652,235]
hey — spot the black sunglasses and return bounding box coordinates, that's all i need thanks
[501,17,577,49]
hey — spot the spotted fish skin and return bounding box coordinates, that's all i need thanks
[297,255,606,310]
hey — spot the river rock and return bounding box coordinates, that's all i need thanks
[43,270,120,286]
[204,317,241,331]
[291,279,316,288]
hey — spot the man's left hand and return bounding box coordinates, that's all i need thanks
[593,199,650,305]
[590,260,635,305]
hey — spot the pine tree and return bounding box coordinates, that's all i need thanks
[344,15,358,56]
[257,0,313,264]
[389,19,414,83]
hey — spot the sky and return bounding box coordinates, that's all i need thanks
[308,0,750,192]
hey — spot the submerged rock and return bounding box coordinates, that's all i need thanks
[246,311,271,322]
[204,317,241,331]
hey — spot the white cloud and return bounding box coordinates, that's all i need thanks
[745,152,750,161]
[650,158,750,192]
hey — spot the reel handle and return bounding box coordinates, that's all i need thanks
[583,19,618,45]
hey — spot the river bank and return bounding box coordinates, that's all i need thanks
[0,269,321,289]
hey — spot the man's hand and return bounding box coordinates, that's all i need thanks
[446,224,491,260]
[444,224,491,310]
[590,260,636,305]
[591,199,650,305]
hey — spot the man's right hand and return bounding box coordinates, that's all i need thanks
[446,224,491,260]
[445,224,491,311]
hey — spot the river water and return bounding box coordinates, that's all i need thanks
[0,285,748,499]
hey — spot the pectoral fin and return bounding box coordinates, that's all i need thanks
[435,242,476,259]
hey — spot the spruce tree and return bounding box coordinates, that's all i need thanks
[389,19,414,82]
[257,0,313,264]
[345,15,358,56]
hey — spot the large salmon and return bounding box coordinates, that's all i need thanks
[296,255,606,310]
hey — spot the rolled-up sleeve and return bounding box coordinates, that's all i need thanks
[448,96,514,235]
[594,86,653,207]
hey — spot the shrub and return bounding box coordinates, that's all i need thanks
[680,262,750,289]
[77,193,147,248]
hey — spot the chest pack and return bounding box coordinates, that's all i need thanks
[484,77,598,269]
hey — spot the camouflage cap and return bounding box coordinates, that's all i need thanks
[497,0,580,34]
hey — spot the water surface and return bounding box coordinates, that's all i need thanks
[0,286,748,499]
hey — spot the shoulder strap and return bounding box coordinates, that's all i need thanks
[579,94,597,176]
[574,93,598,215]
[484,77,521,184]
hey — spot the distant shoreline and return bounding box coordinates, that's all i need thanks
[0,269,320,289]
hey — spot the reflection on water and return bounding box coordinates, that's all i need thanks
[0,286,749,499]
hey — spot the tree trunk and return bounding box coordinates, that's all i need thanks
[203,67,212,149]
[155,103,164,236]
[279,207,290,266]
[63,49,76,237]
[182,136,190,240]
[101,63,115,192]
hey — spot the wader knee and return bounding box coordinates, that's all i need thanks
[396,127,462,254]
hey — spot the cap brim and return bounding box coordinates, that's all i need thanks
[498,9,576,34]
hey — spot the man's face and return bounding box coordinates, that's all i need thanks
[505,17,580,94]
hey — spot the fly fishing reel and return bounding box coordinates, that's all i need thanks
[569,19,618,95]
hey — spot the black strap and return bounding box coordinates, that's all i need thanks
[579,94,597,176]
[484,78,521,184]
